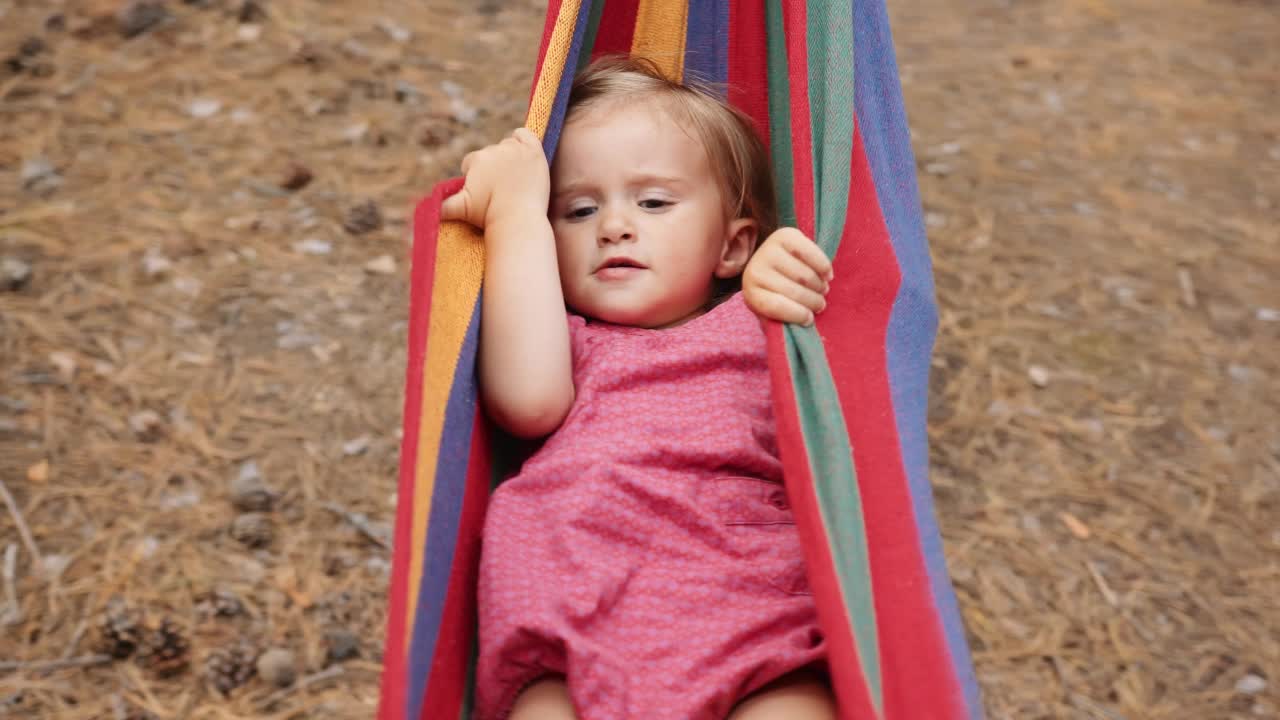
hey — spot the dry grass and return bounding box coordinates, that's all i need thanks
[1,0,1277,718]
[1,0,540,716]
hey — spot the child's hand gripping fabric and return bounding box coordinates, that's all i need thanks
[440,127,549,230]
[440,127,575,439]
[742,227,834,327]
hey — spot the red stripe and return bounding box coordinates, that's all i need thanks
[590,0,640,59]
[377,178,460,720]
[766,323,879,720]
[781,2,814,235]
[420,410,493,718]
[817,130,966,718]
[727,0,769,146]
[528,0,566,103]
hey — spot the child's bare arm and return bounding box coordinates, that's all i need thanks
[441,129,574,438]
[742,227,833,327]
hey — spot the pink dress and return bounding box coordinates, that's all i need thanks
[475,293,827,720]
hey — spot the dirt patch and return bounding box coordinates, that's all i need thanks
[1,0,540,716]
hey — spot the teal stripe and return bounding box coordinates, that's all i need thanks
[788,0,884,713]
[786,325,882,713]
[576,0,605,71]
[805,0,855,254]
[764,0,796,228]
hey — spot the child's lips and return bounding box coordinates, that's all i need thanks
[595,265,644,281]
[594,257,646,280]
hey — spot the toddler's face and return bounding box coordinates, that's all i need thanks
[550,101,749,328]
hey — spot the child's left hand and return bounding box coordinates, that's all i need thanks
[742,227,834,326]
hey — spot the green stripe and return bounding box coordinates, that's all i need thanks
[805,0,855,254]
[789,0,884,713]
[786,325,882,714]
[764,0,796,228]
[576,0,606,72]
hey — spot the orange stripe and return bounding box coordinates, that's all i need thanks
[630,0,688,82]
[527,0,584,138]
[405,220,484,644]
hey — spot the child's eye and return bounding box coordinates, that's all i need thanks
[566,206,596,219]
[639,199,671,209]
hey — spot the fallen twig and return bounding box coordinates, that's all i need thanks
[109,694,129,720]
[320,502,390,549]
[0,478,41,566]
[254,665,345,711]
[0,654,113,673]
[59,617,89,660]
[1,544,20,626]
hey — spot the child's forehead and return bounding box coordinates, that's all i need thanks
[560,100,704,161]
[566,93,675,128]
[556,118,706,175]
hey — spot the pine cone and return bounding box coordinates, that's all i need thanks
[230,512,273,548]
[195,588,244,619]
[343,199,383,235]
[95,597,143,659]
[203,640,259,695]
[137,618,190,678]
[230,461,277,512]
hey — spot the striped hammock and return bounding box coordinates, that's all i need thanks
[378,1,981,718]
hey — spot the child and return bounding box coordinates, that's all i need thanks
[440,57,837,720]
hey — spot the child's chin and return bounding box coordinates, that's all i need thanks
[579,300,655,327]
[595,308,647,326]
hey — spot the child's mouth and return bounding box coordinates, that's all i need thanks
[595,257,645,280]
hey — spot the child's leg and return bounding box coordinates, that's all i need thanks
[508,676,579,720]
[727,666,838,720]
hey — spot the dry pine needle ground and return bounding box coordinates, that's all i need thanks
[1,0,1278,718]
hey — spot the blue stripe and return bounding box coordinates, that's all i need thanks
[852,1,981,717]
[684,0,730,89]
[542,0,597,164]
[405,295,482,720]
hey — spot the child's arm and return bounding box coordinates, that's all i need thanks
[742,227,834,327]
[441,128,574,438]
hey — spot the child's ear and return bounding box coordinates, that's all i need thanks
[715,218,758,278]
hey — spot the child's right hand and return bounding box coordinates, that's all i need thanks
[441,127,550,230]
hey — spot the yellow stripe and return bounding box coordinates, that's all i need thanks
[631,0,688,82]
[403,0,579,657]
[405,220,485,647]
[526,0,584,138]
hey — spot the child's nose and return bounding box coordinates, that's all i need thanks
[598,209,635,245]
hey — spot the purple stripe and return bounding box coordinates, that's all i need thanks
[684,0,729,88]
[541,0,598,163]
[405,295,482,720]
[852,0,981,716]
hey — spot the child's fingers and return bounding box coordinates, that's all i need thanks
[768,246,829,294]
[754,266,828,312]
[774,227,834,281]
[440,187,472,224]
[759,268,827,313]
[751,290,815,326]
[786,283,828,314]
[513,127,541,147]
[784,233,834,279]
[459,149,478,175]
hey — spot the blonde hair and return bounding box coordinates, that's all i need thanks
[563,56,779,241]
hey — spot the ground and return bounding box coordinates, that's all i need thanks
[0,0,1276,718]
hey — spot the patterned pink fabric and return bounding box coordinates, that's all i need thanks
[476,293,827,720]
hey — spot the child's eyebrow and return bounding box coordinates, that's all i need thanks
[552,175,687,199]
[552,182,591,199]
[629,174,686,189]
